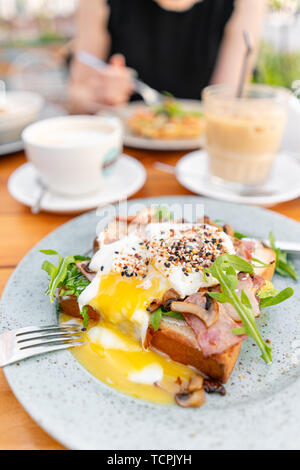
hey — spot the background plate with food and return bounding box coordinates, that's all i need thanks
[111,99,205,150]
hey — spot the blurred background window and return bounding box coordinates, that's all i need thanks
[254,0,300,91]
[0,0,299,108]
[0,0,78,107]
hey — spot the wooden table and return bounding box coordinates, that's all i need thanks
[1,147,300,450]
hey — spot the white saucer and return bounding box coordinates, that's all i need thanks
[8,154,146,213]
[176,150,300,207]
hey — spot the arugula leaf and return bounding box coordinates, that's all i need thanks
[152,95,204,119]
[213,219,225,225]
[161,310,184,321]
[154,206,174,222]
[59,264,90,298]
[257,280,278,299]
[41,260,57,279]
[151,308,163,331]
[234,231,247,240]
[269,232,298,281]
[80,305,90,329]
[150,307,184,331]
[40,249,60,256]
[259,287,293,308]
[251,257,273,269]
[205,254,273,364]
[41,250,90,303]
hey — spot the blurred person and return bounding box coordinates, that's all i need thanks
[69,0,267,113]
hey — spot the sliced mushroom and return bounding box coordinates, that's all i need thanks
[223,224,234,237]
[188,374,204,392]
[203,378,226,396]
[170,294,219,328]
[175,388,206,408]
[146,289,180,314]
[146,299,162,313]
[76,261,97,282]
[93,237,100,254]
[162,288,180,311]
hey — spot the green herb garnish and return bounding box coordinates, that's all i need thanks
[40,250,90,302]
[213,219,225,225]
[259,287,293,309]
[151,308,163,331]
[234,231,247,240]
[257,280,279,299]
[257,280,293,308]
[251,257,273,269]
[80,305,90,329]
[150,307,184,331]
[269,233,298,281]
[152,96,203,119]
[162,310,184,321]
[59,263,91,298]
[154,206,174,222]
[205,254,273,364]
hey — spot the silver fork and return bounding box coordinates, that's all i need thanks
[0,324,84,367]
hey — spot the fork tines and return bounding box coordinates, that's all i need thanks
[0,324,85,368]
[15,324,84,349]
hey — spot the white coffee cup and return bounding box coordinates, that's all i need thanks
[22,115,123,196]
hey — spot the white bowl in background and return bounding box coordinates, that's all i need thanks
[0,91,44,144]
[22,115,123,197]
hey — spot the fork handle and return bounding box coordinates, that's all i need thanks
[0,340,80,367]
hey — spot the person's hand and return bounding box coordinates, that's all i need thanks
[69,53,135,113]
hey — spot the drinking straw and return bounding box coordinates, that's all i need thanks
[237,31,252,98]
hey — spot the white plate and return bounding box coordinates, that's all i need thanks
[1,196,300,450]
[176,150,300,207]
[0,102,66,156]
[0,140,23,155]
[8,154,146,213]
[111,99,205,150]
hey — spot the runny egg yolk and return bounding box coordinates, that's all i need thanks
[88,271,170,340]
[63,271,195,405]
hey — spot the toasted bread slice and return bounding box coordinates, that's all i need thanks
[252,244,276,281]
[58,288,100,321]
[151,317,242,383]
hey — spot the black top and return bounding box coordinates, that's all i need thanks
[107,0,235,99]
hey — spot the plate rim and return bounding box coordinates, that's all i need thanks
[1,195,300,450]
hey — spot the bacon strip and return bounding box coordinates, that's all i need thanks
[219,273,264,322]
[181,272,265,356]
[183,308,247,358]
[234,239,255,261]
